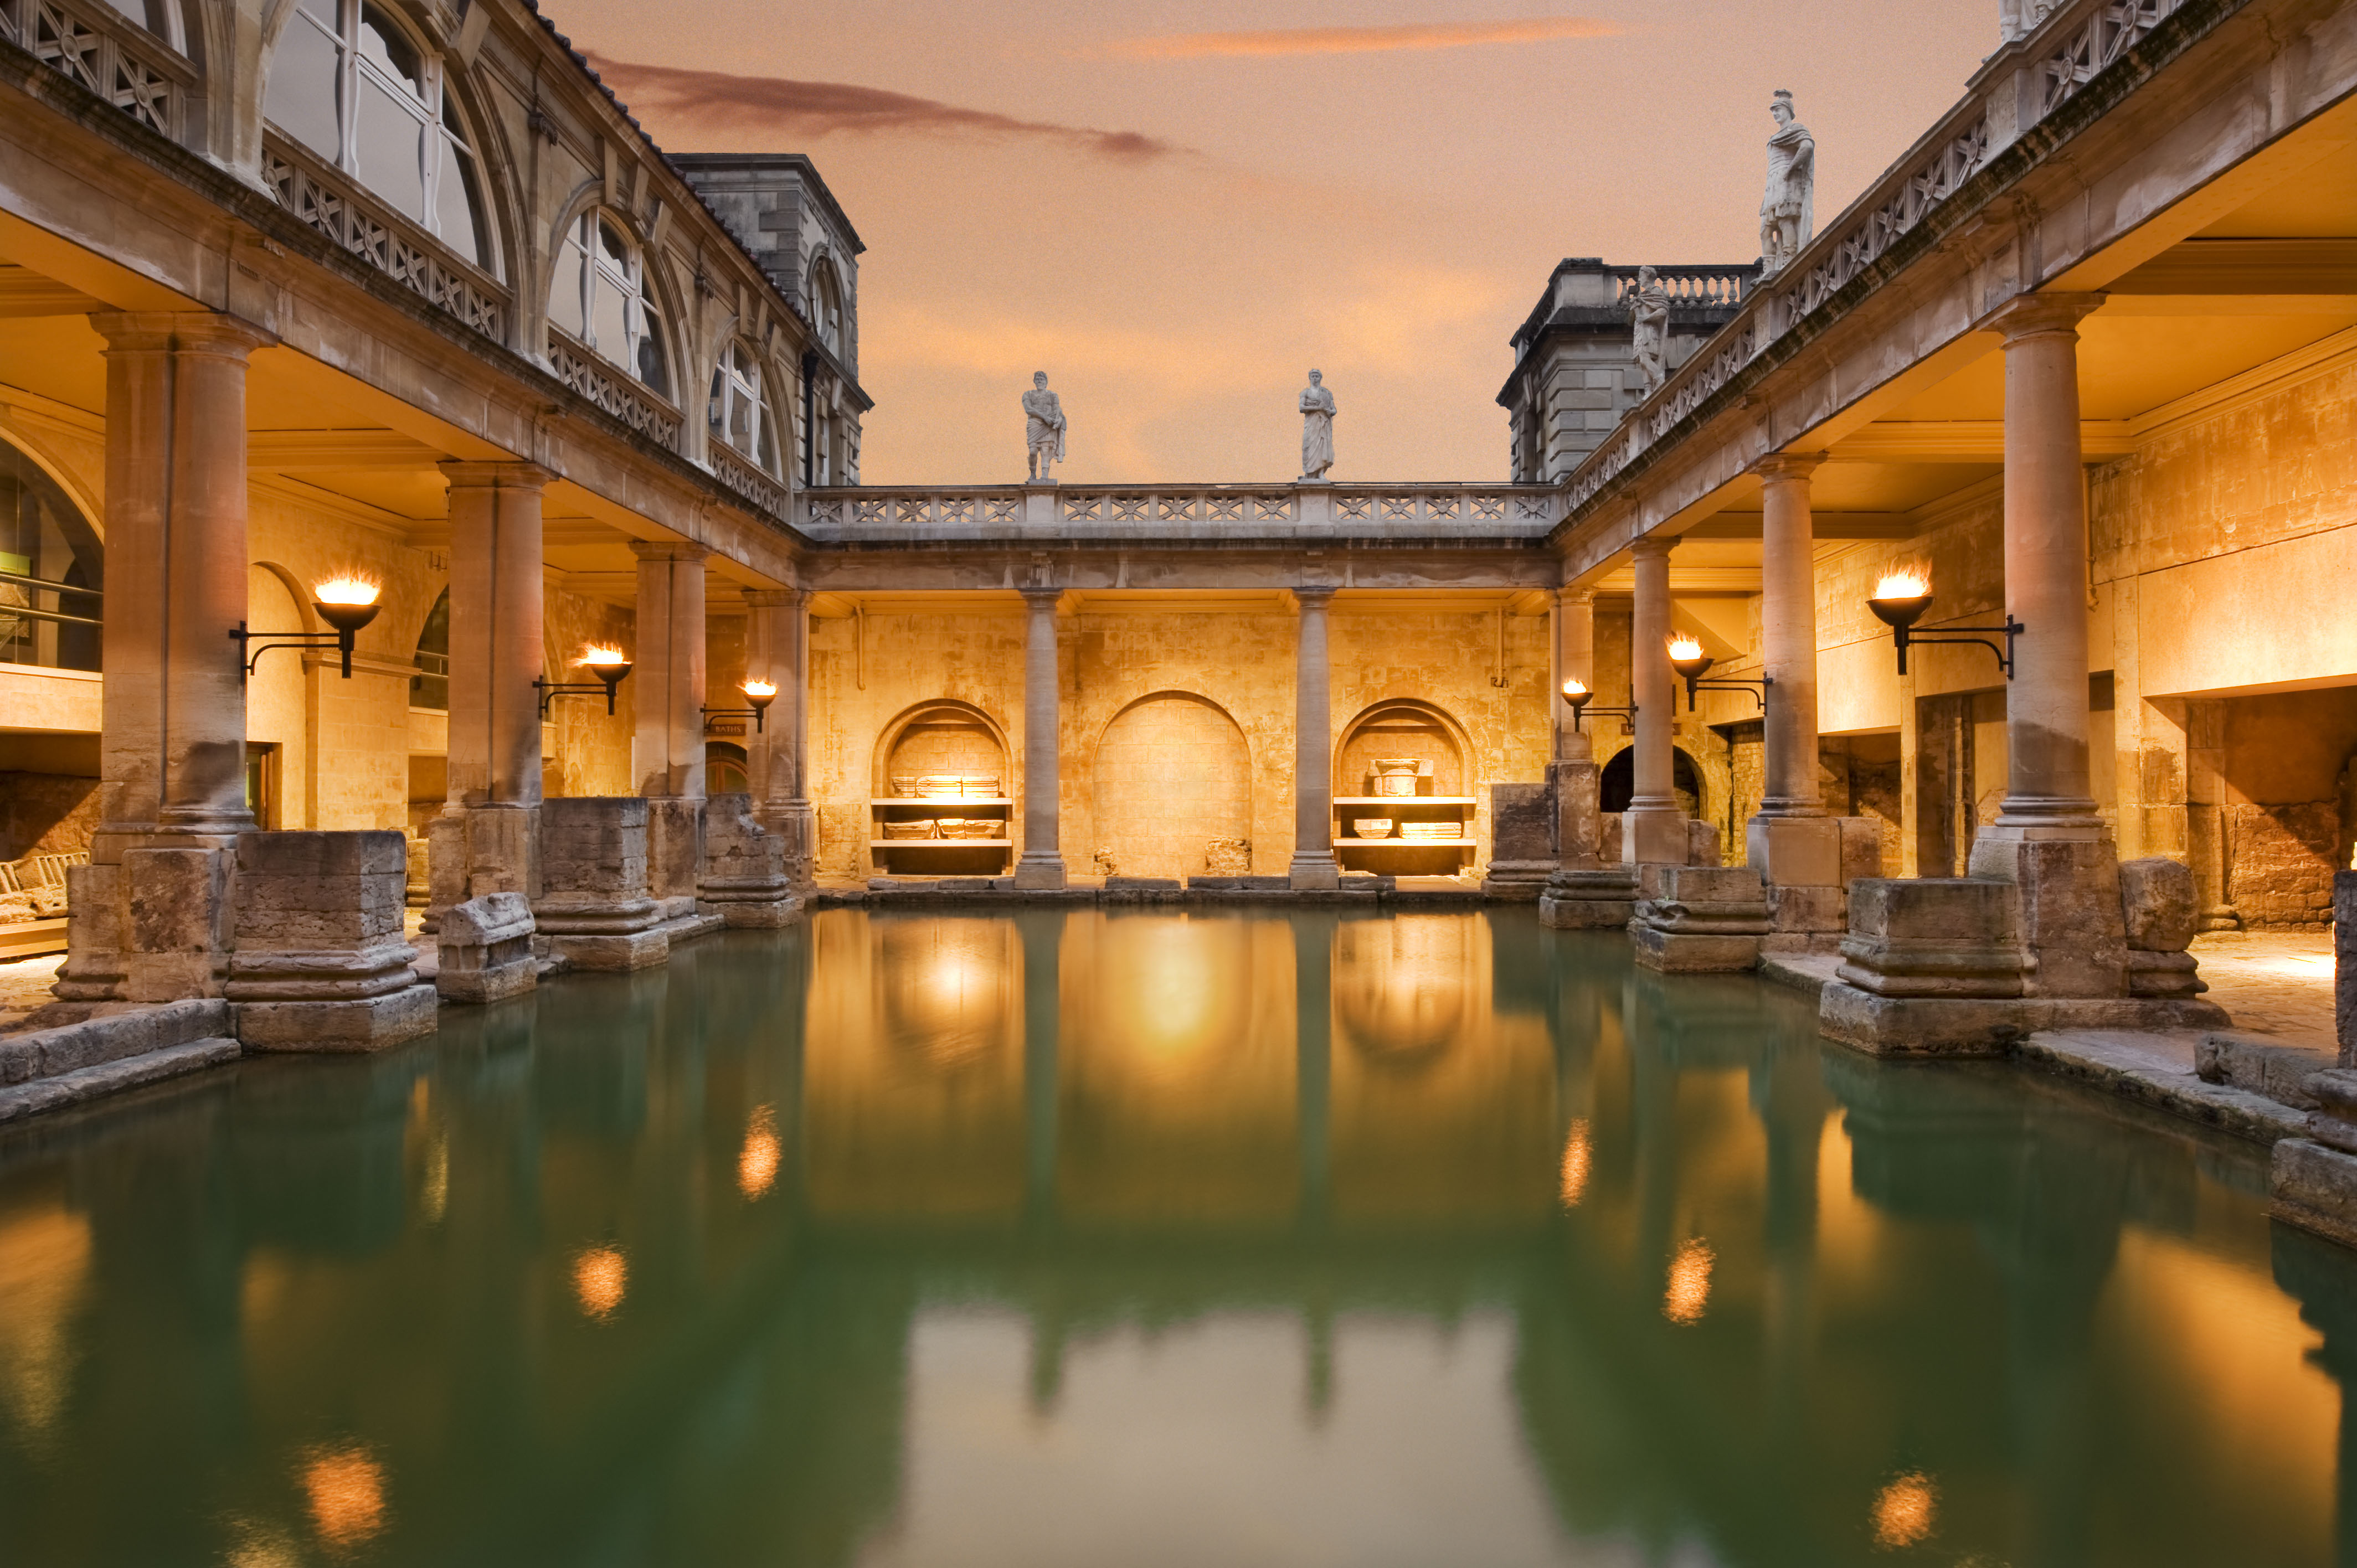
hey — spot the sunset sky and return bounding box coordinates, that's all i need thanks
[559,2,2000,484]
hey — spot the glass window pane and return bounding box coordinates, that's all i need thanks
[297,0,339,23]
[548,235,585,339]
[435,139,487,269]
[357,4,423,96]
[589,271,628,362]
[597,219,629,274]
[265,15,342,161]
[355,77,426,220]
[708,368,727,433]
[636,312,669,396]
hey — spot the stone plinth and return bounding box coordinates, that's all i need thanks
[423,803,539,935]
[1968,833,2130,998]
[1481,781,1553,900]
[1540,868,1638,928]
[1822,875,2224,1056]
[1630,865,1769,972]
[1751,814,1884,956]
[699,793,801,928]
[2119,855,2206,999]
[644,796,706,919]
[227,831,436,1052]
[2272,1069,2357,1247]
[534,797,667,971]
[436,891,537,1003]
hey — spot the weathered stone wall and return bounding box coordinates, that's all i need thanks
[0,772,96,862]
[543,583,636,800]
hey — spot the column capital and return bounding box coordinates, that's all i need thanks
[1291,585,1337,608]
[1628,535,1676,562]
[440,458,555,491]
[1987,292,2106,342]
[630,538,712,564]
[742,586,811,609]
[1555,584,1595,608]
[1017,584,1066,609]
[89,310,275,359]
[1747,451,1825,483]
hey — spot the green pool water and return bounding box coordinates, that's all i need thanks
[1,908,2350,1566]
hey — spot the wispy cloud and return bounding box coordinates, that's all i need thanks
[1083,16,1623,60]
[586,56,1184,161]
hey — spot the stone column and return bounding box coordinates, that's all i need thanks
[1289,587,1340,890]
[1553,586,1595,766]
[632,540,709,912]
[59,313,271,1004]
[1967,293,2128,997]
[1541,577,1636,926]
[1745,456,1848,933]
[744,587,815,884]
[1622,537,1686,866]
[428,462,549,925]
[1013,586,1067,889]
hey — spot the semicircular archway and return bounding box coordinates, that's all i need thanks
[1090,691,1252,880]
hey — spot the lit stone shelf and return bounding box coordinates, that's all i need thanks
[869,838,1013,849]
[1338,837,1477,849]
[871,797,1013,807]
[1332,796,1475,807]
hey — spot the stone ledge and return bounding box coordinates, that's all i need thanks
[2273,1138,2357,1248]
[1821,983,2229,1058]
[2021,1028,2307,1147]
[2196,1030,2333,1111]
[0,1036,240,1125]
[1760,952,1840,996]
[2,998,234,1083]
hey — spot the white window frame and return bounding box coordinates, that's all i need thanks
[266,0,491,269]
[556,211,672,396]
[709,341,778,473]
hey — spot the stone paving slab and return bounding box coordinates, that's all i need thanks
[0,1036,240,1125]
[2019,1028,2308,1146]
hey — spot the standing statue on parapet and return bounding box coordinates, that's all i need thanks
[1299,369,1336,479]
[1024,372,1066,481]
[1759,89,1815,276]
[1628,267,1671,394]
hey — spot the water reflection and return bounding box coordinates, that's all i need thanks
[0,909,2346,1566]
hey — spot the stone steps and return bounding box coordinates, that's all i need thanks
[0,998,242,1125]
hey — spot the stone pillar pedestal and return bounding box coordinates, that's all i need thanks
[1629,865,1769,972]
[1480,782,1554,899]
[227,831,438,1051]
[534,797,667,971]
[436,892,537,1003]
[59,313,270,1004]
[699,792,801,927]
[1013,586,1068,889]
[1289,586,1340,890]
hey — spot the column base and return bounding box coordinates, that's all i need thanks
[1539,866,1637,929]
[238,986,439,1053]
[1013,853,1068,890]
[1967,831,2130,997]
[1630,865,1769,973]
[1621,805,1690,867]
[1288,854,1340,891]
[1821,984,2230,1057]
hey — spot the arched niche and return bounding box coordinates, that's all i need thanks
[1598,745,1705,817]
[1336,699,1471,798]
[872,699,1010,796]
[1090,690,1252,879]
[707,741,749,796]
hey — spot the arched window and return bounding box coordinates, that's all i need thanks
[551,212,671,396]
[809,257,843,355]
[410,587,449,711]
[99,0,186,50]
[265,0,491,269]
[0,439,103,673]
[708,341,778,473]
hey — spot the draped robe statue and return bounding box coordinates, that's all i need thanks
[1299,369,1336,480]
[1023,372,1066,481]
[1759,90,1816,276]
[1628,267,1671,394]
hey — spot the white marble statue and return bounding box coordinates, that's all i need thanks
[1628,267,1671,394]
[1299,369,1336,479]
[1999,0,2058,40]
[1758,89,1816,277]
[1023,371,1066,481]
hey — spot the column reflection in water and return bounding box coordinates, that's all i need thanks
[0,910,2347,1566]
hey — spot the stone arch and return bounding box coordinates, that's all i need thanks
[872,699,1010,797]
[1598,745,1704,817]
[1335,698,1473,797]
[1090,691,1251,880]
[0,429,105,672]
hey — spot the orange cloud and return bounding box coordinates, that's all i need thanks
[1086,16,1623,60]
[586,56,1185,160]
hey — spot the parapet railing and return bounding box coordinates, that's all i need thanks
[707,440,786,520]
[2,0,194,142]
[546,330,683,450]
[1562,0,2193,521]
[1608,266,1756,308]
[800,482,1563,537]
[263,135,511,342]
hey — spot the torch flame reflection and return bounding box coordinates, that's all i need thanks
[572,1245,626,1318]
[1664,1237,1714,1324]
[300,1443,387,1551]
[738,1106,781,1199]
[1558,1120,1592,1209]
[1872,1471,1937,1548]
